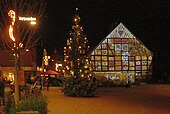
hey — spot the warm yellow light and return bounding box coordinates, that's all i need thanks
[8,10,15,25]
[74,18,77,22]
[19,43,23,47]
[30,21,36,25]
[8,10,16,42]
[9,25,15,41]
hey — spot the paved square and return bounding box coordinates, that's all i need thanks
[42,84,170,114]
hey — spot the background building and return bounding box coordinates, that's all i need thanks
[0,47,37,83]
[90,23,153,84]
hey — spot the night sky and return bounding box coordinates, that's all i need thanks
[41,0,170,75]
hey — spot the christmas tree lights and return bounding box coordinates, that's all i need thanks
[62,9,96,97]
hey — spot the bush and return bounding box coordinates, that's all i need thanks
[4,92,15,114]
[16,96,47,114]
[62,77,97,97]
[4,88,47,114]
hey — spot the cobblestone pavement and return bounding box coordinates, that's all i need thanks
[42,84,170,114]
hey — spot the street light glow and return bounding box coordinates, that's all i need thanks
[30,21,36,25]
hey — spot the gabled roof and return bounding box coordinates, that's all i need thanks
[106,22,136,39]
[90,22,153,56]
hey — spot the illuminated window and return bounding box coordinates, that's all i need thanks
[109,61,114,66]
[142,61,147,65]
[109,67,114,70]
[95,56,101,60]
[136,66,141,70]
[115,56,121,60]
[102,61,108,66]
[102,66,108,71]
[129,61,135,66]
[109,57,114,61]
[96,66,101,71]
[136,56,141,60]
[115,39,121,43]
[115,66,121,70]
[95,61,101,66]
[102,44,107,49]
[142,66,147,70]
[142,56,147,60]
[102,56,107,60]
[102,50,107,55]
[115,61,121,65]
[91,56,94,60]
[122,61,128,65]
[122,39,128,43]
[129,67,135,70]
[122,66,128,70]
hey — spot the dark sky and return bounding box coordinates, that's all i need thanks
[41,0,170,74]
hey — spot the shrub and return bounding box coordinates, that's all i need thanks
[4,87,47,114]
[16,96,47,114]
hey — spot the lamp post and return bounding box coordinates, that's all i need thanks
[8,10,36,105]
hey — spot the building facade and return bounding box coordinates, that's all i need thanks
[0,47,37,82]
[90,23,153,84]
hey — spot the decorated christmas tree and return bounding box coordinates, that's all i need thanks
[62,9,97,97]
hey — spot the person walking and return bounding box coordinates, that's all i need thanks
[39,77,44,90]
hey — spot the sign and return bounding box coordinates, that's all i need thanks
[19,16,36,21]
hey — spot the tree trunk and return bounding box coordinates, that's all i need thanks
[14,48,20,105]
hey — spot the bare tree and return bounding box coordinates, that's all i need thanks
[0,0,46,105]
